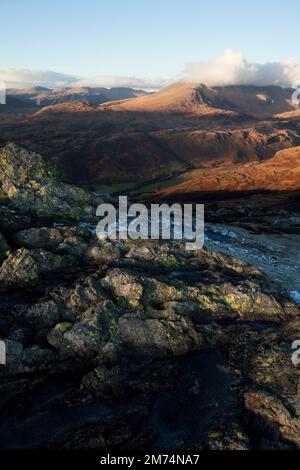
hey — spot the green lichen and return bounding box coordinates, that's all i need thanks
[57,322,72,333]
[67,208,82,221]
[54,255,63,269]
[101,300,119,337]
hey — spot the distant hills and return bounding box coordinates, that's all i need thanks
[0,82,300,196]
[154,145,300,200]
[4,86,149,111]
[100,82,297,118]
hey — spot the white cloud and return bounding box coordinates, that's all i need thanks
[0,69,78,89]
[75,75,170,90]
[2,51,300,91]
[183,49,300,87]
[0,69,168,90]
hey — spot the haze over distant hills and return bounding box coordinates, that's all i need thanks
[4,86,149,112]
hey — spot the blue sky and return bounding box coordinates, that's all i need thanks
[1,0,299,87]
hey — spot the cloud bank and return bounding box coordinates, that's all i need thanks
[1,50,300,90]
[0,69,168,90]
[0,70,77,89]
[75,75,170,90]
[183,49,300,87]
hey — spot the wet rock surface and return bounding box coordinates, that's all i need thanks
[205,223,300,300]
[0,144,300,450]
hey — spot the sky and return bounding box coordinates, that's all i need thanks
[1,0,300,88]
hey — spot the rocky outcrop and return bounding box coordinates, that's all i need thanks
[0,145,300,450]
[1,234,300,449]
[0,143,104,225]
[244,391,300,449]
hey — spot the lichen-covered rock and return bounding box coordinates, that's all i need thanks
[1,233,300,450]
[244,346,298,406]
[64,275,108,319]
[0,206,32,236]
[101,268,144,309]
[141,277,184,307]
[281,317,300,342]
[0,248,39,291]
[82,299,121,341]
[47,321,102,359]
[0,247,76,291]
[178,281,296,322]
[2,143,300,450]
[116,313,203,358]
[0,143,103,223]
[244,391,300,449]
[205,417,250,450]
[13,227,63,250]
[24,300,61,329]
[85,240,125,264]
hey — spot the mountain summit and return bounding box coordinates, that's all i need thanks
[102,82,297,118]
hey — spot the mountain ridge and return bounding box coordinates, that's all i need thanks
[0,82,299,191]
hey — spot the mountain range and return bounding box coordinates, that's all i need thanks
[0,82,300,197]
[3,86,149,112]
